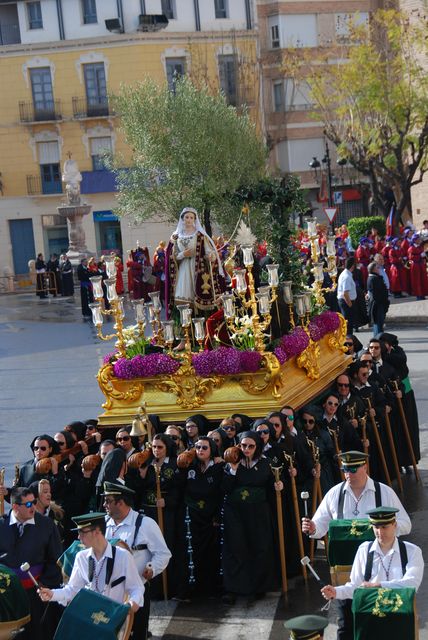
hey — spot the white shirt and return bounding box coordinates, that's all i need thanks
[337,268,357,301]
[311,477,411,538]
[378,265,390,291]
[105,509,171,581]
[9,512,35,528]
[50,542,144,609]
[335,538,424,600]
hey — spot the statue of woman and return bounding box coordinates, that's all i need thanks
[165,207,225,318]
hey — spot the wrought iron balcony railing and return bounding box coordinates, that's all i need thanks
[19,100,62,123]
[72,96,114,119]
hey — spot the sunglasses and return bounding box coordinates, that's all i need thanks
[369,345,381,350]
[337,382,350,387]
[342,466,359,474]
[362,360,373,364]
[257,428,270,435]
[56,440,66,445]
[327,401,339,407]
[223,425,236,431]
[33,445,48,451]
[116,436,130,442]
[86,426,97,431]
[344,342,353,347]
[195,445,209,451]
[284,414,294,421]
[241,443,256,449]
[303,418,315,425]
[17,500,37,508]
[168,435,180,441]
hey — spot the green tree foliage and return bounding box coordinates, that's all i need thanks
[288,9,428,224]
[111,77,267,235]
[235,176,307,289]
[347,216,386,250]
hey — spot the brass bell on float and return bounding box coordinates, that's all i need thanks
[130,408,148,438]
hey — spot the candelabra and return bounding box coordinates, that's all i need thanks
[88,257,127,357]
[305,218,338,307]
[222,247,279,353]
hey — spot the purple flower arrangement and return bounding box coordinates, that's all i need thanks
[113,353,180,379]
[192,348,262,376]
[108,311,340,379]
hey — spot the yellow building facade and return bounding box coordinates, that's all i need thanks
[0,0,258,275]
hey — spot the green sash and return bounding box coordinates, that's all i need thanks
[352,587,416,640]
[402,376,412,393]
[53,589,131,640]
[328,519,374,566]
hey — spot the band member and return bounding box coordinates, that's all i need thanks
[103,482,171,640]
[302,451,411,640]
[0,487,63,640]
[38,512,144,612]
[321,507,424,601]
[284,614,329,639]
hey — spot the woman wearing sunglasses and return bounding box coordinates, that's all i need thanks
[219,418,238,447]
[177,436,224,597]
[165,425,187,454]
[137,434,187,599]
[299,406,335,496]
[16,434,65,503]
[185,414,209,448]
[321,392,364,482]
[221,431,281,604]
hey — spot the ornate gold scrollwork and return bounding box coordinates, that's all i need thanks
[97,364,144,410]
[239,352,282,398]
[328,313,348,352]
[297,339,321,380]
[153,361,222,409]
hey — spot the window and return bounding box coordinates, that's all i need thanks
[335,12,368,42]
[38,141,61,194]
[271,24,280,49]
[284,79,312,111]
[282,14,317,48]
[84,63,107,116]
[214,0,228,19]
[30,68,54,120]
[277,138,324,173]
[219,54,237,106]
[273,81,284,112]
[165,58,186,92]
[82,0,97,25]
[161,0,175,20]
[90,137,112,170]
[27,2,43,29]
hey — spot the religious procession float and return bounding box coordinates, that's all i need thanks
[89,212,351,427]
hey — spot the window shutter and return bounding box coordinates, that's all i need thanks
[38,141,60,164]
[90,137,112,155]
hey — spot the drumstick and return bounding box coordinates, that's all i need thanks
[301,556,326,587]
[20,562,40,588]
[300,491,309,517]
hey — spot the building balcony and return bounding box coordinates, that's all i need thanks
[72,96,114,119]
[26,175,63,196]
[81,170,117,194]
[19,100,62,123]
[0,22,21,45]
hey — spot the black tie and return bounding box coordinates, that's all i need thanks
[17,523,24,537]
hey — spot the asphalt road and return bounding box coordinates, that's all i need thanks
[0,292,427,639]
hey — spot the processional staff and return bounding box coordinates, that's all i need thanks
[363,397,391,488]
[392,380,421,482]
[283,453,307,581]
[383,408,403,494]
[154,463,168,601]
[0,468,4,516]
[270,465,288,595]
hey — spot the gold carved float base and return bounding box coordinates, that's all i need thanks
[97,321,351,426]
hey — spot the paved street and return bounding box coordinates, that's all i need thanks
[0,292,427,639]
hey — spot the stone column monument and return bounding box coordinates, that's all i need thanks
[57,155,93,265]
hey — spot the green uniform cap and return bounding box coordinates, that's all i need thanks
[101,481,136,497]
[284,614,329,639]
[71,512,106,531]
[366,506,399,526]
[338,450,369,467]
